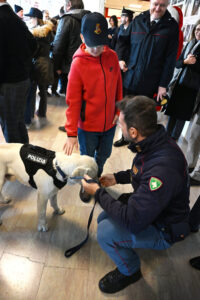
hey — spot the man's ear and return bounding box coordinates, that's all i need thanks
[80,33,84,43]
[129,127,138,139]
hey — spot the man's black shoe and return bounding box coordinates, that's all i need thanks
[52,91,60,97]
[99,268,142,294]
[189,256,200,270]
[189,176,200,186]
[113,137,129,147]
[189,167,194,173]
[79,186,91,203]
[58,126,66,132]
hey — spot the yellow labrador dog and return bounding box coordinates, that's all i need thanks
[0,143,98,231]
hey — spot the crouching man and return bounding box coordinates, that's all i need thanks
[82,96,190,294]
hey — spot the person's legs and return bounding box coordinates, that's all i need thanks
[0,79,30,143]
[166,116,177,137]
[37,84,47,118]
[171,119,185,140]
[97,217,171,276]
[25,81,37,125]
[186,114,200,169]
[189,194,200,231]
[78,128,99,202]
[95,126,116,177]
[97,215,171,293]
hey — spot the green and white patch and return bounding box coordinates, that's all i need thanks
[149,177,163,191]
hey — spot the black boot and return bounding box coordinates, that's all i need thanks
[79,185,91,203]
[99,268,142,294]
[113,136,129,147]
[189,176,200,186]
[189,256,200,270]
[58,126,66,132]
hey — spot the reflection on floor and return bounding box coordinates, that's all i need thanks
[0,97,200,300]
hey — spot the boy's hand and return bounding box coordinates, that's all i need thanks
[63,136,78,155]
[99,174,116,187]
[112,114,118,124]
[81,175,100,195]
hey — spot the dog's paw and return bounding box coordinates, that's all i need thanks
[53,208,65,216]
[37,224,49,232]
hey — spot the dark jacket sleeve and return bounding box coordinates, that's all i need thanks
[53,17,70,70]
[114,169,132,184]
[96,166,181,234]
[159,22,179,87]
[115,25,131,61]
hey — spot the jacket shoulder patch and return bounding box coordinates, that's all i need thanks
[149,177,163,191]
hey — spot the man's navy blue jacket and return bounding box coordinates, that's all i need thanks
[116,10,179,97]
[95,125,190,237]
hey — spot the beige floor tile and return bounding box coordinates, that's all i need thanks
[0,253,43,300]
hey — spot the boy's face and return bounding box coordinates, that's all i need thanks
[85,45,104,57]
[80,34,104,57]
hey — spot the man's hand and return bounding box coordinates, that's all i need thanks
[112,114,119,124]
[108,34,112,39]
[63,136,78,155]
[119,61,128,72]
[157,86,167,102]
[99,174,117,187]
[81,175,100,195]
[184,54,196,65]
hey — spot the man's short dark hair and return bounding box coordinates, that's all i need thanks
[116,95,157,137]
[65,0,84,9]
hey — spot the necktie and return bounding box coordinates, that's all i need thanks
[150,20,156,27]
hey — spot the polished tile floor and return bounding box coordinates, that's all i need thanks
[0,96,200,300]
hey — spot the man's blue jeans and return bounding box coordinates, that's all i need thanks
[78,126,116,177]
[97,211,172,276]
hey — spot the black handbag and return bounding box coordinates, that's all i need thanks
[179,66,200,90]
[32,56,54,86]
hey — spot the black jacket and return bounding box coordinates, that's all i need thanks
[53,9,90,73]
[116,10,179,97]
[0,4,37,84]
[95,125,190,239]
[165,39,200,120]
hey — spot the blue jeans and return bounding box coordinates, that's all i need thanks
[78,126,116,177]
[97,211,172,276]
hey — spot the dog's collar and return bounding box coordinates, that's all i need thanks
[55,161,68,183]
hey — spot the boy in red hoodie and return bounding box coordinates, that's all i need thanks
[63,12,123,182]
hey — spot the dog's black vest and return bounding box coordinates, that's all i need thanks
[20,144,67,189]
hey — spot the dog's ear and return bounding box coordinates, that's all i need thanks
[71,166,90,178]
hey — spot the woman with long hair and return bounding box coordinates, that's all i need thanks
[108,15,118,49]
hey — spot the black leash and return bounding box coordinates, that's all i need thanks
[64,178,98,258]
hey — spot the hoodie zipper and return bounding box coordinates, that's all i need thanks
[100,54,107,132]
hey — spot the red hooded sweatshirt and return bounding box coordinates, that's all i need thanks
[65,44,123,137]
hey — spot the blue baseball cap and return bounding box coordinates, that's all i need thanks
[81,12,108,47]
